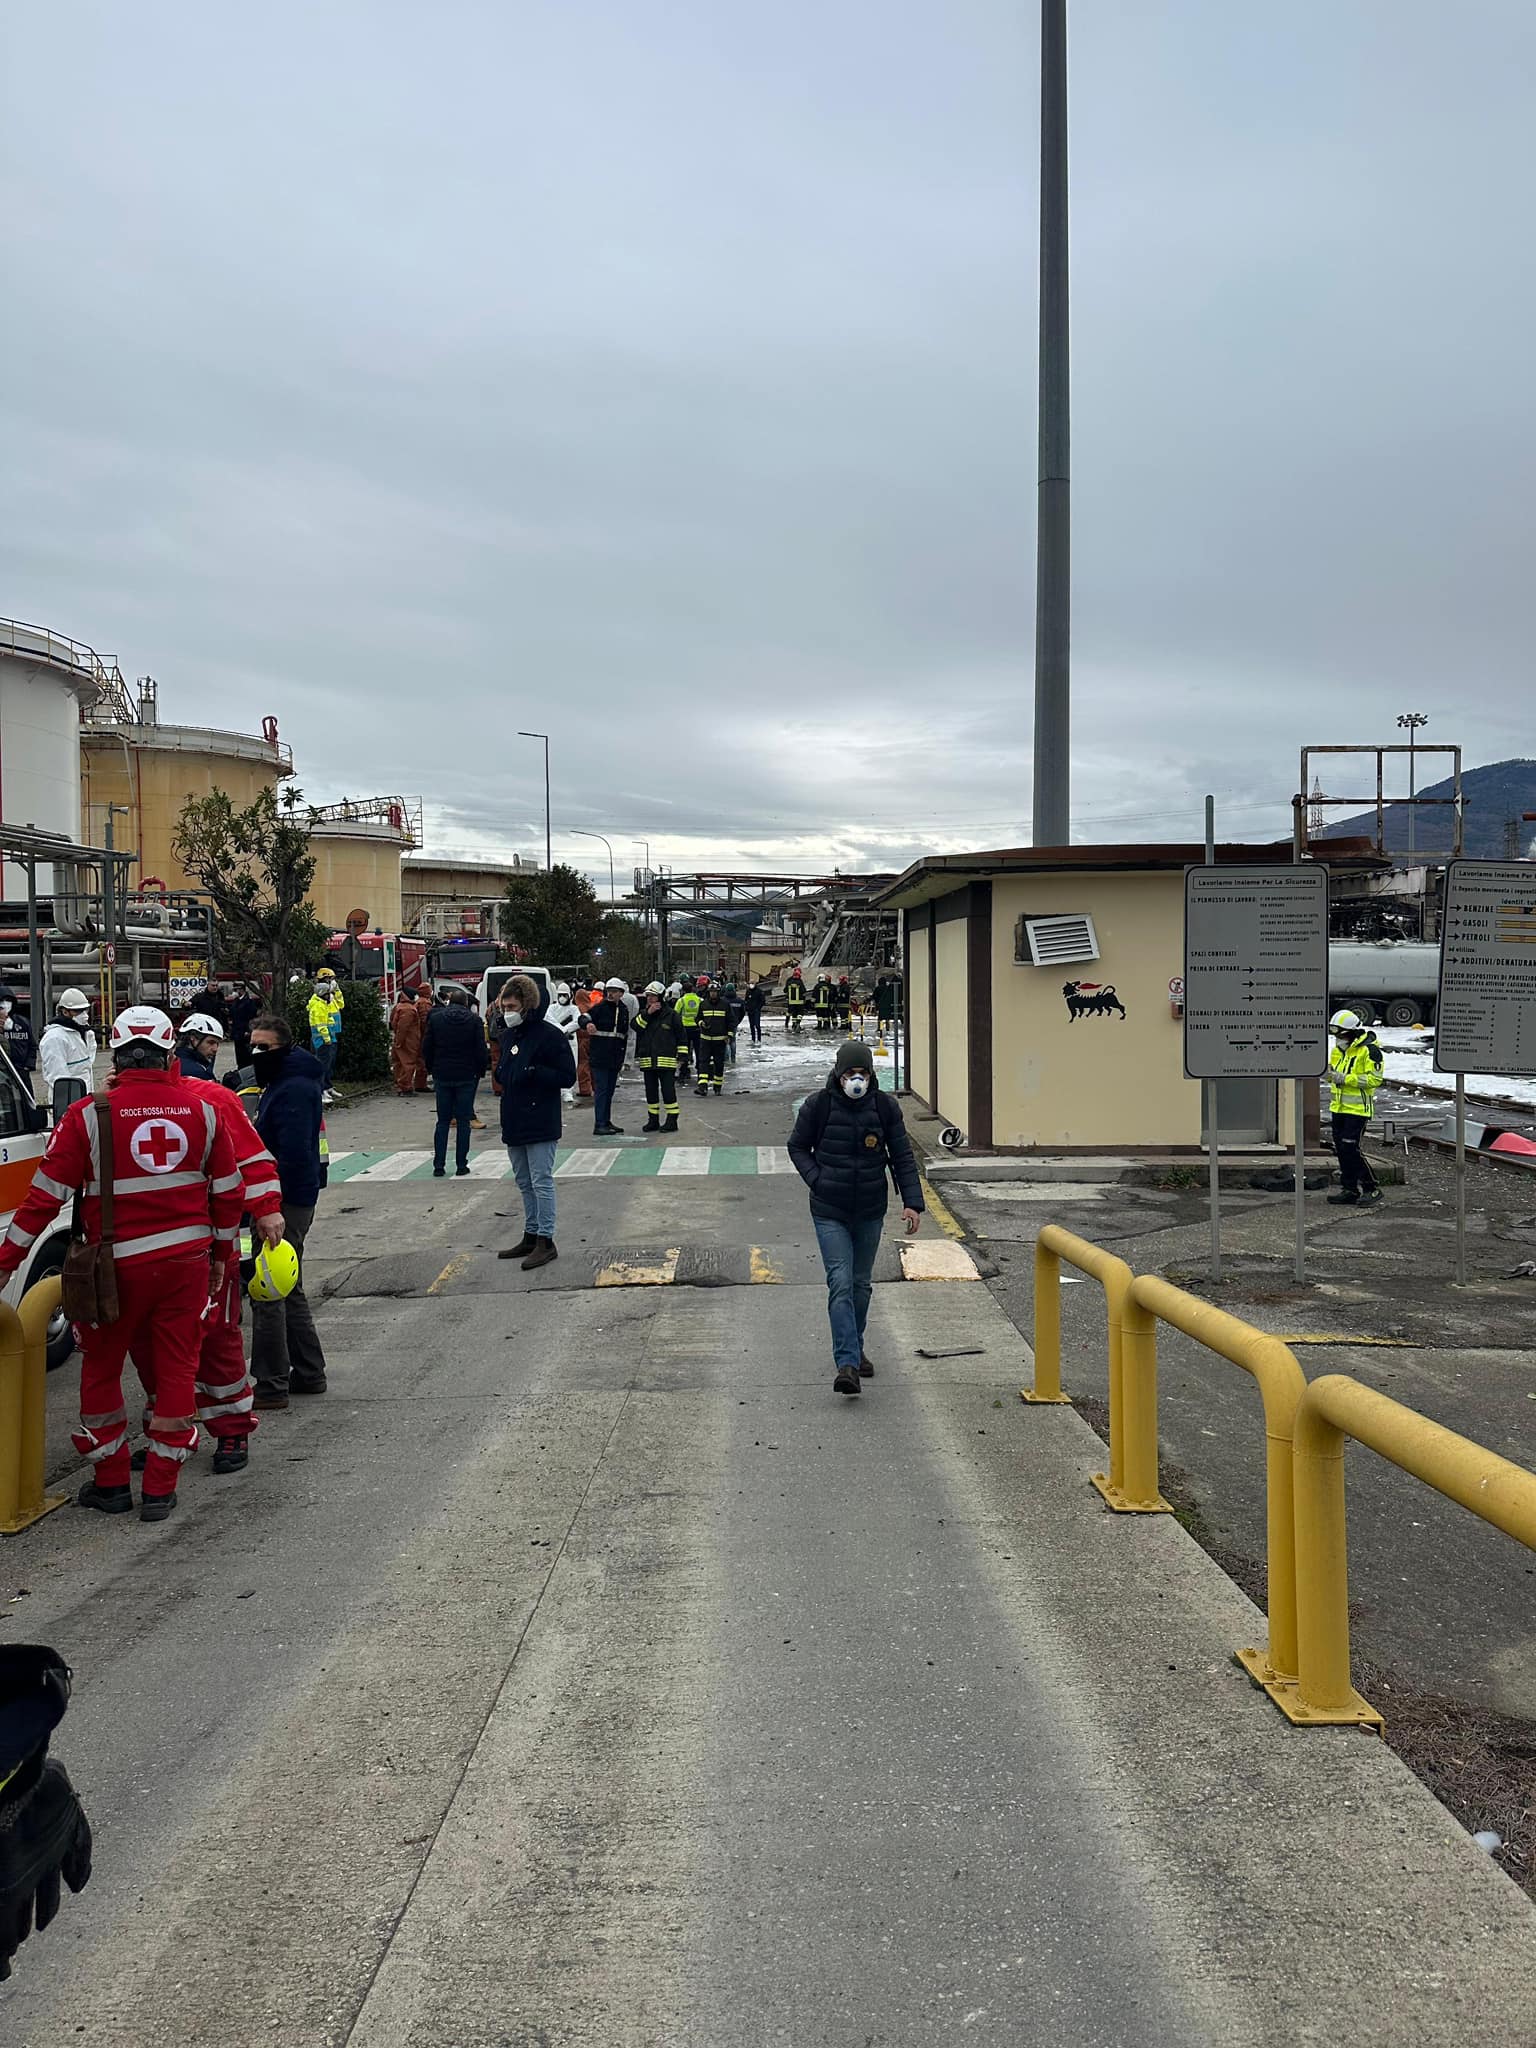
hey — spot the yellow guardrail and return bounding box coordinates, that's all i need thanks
[0,1276,69,1536]
[1027,1226,1174,1513]
[1287,1374,1536,1728]
[1126,1276,1307,1689]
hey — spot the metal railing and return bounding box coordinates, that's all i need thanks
[0,617,129,712]
[1127,1277,1307,1688]
[1289,1374,1536,1727]
[0,1277,68,1535]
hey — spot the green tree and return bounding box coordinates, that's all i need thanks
[593,912,649,985]
[172,784,330,987]
[285,978,390,1084]
[499,864,602,965]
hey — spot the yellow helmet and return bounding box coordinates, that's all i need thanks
[247,1238,300,1303]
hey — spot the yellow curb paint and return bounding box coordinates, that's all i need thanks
[900,1240,980,1282]
[749,1247,785,1284]
[919,1175,965,1241]
[426,1252,473,1296]
[1272,1334,1421,1347]
[595,1248,682,1288]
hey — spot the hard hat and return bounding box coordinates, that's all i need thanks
[57,987,91,1016]
[247,1237,300,1303]
[1329,1009,1363,1035]
[605,977,626,992]
[316,966,337,982]
[109,1006,176,1053]
[644,980,665,995]
[180,1012,226,1041]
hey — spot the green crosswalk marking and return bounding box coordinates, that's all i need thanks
[606,1149,665,1177]
[327,1145,789,1182]
[709,1146,758,1175]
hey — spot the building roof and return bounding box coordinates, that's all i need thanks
[875,838,1385,909]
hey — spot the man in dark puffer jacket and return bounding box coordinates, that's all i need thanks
[788,1039,923,1396]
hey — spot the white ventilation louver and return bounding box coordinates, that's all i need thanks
[1017,913,1100,968]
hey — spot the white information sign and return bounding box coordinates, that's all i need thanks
[1183,866,1330,1080]
[1434,862,1536,1075]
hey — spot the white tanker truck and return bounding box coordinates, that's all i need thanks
[1328,940,1440,1027]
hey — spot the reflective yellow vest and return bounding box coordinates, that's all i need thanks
[307,992,340,1046]
[1328,1035,1381,1117]
[676,991,703,1027]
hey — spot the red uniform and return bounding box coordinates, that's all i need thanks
[132,1069,285,1444]
[0,1072,244,1499]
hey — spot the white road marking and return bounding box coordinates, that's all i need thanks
[755,1146,796,1174]
[657,1147,712,1175]
[352,1151,429,1182]
[555,1150,619,1178]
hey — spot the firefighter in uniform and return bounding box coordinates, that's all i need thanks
[0,1007,244,1523]
[634,983,682,1133]
[835,976,853,1030]
[812,972,835,1032]
[582,978,632,1135]
[783,967,807,1032]
[674,981,703,1080]
[695,981,730,1096]
[1326,1009,1385,1206]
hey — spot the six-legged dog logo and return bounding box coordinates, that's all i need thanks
[1062,981,1127,1021]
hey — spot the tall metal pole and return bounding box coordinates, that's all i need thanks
[571,829,615,902]
[1204,795,1222,1282]
[1032,0,1071,847]
[519,732,552,872]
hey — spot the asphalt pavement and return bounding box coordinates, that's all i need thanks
[5,1021,1534,2046]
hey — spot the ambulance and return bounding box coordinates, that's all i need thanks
[0,1042,75,1369]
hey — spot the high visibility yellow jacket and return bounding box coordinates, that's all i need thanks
[308,992,341,1046]
[1329,1034,1382,1117]
[676,991,703,1027]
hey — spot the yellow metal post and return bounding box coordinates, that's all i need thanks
[1024,1236,1069,1403]
[1103,1286,1171,1512]
[0,1279,68,1536]
[1128,1277,1305,1683]
[1287,1374,1536,1729]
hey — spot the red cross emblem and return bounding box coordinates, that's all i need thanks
[129,1118,189,1174]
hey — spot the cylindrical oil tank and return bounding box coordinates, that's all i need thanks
[80,722,293,896]
[310,819,409,932]
[0,622,100,895]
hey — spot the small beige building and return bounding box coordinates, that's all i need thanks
[880,842,1361,1154]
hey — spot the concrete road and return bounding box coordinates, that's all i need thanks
[5,1023,1534,2045]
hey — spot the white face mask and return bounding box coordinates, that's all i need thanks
[502,1008,523,1028]
[841,1073,870,1099]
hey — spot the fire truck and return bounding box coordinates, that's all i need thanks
[323,930,429,1003]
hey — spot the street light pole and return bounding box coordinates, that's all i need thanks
[571,829,615,902]
[1396,712,1428,860]
[518,732,551,872]
[1032,0,1071,848]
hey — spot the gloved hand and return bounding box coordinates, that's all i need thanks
[0,1647,93,1982]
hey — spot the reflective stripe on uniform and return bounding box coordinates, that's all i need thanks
[72,1423,127,1465]
[111,1225,213,1260]
[33,1171,71,1203]
[5,1220,38,1250]
[93,1170,208,1198]
[244,1177,282,1203]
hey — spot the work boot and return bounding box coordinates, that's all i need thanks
[432,1167,446,1179]
[1358,1188,1384,1207]
[290,1376,328,1396]
[643,1115,662,1133]
[859,1354,875,1378]
[139,1492,177,1524]
[663,1115,680,1133]
[833,1365,862,1397]
[499,1232,537,1260]
[695,1084,709,1096]
[1326,1190,1360,1206]
[211,1438,249,1475]
[252,1389,289,1411]
[521,1237,558,1271]
[77,1479,132,1515]
[456,1165,472,1177]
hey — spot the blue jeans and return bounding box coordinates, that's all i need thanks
[434,1078,478,1171]
[314,1041,336,1090]
[813,1212,884,1370]
[507,1140,558,1237]
[592,1064,619,1129]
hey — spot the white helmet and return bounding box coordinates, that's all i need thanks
[644,980,665,996]
[605,977,626,992]
[666,981,682,997]
[110,1006,176,1053]
[1329,1009,1363,1036]
[180,1012,225,1041]
[56,987,91,1018]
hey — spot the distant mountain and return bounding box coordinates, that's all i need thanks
[1315,757,1536,860]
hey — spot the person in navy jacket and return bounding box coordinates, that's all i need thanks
[493,977,575,1271]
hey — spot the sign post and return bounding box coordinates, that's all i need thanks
[1184,859,1330,1283]
[1434,861,1536,1284]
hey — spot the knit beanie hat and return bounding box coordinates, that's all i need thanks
[833,1040,875,1077]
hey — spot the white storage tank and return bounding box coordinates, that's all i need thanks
[0,619,108,896]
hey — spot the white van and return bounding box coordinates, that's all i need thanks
[474,965,553,1016]
[0,1044,76,1369]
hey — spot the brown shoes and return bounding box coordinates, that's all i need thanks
[521,1237,558,1270]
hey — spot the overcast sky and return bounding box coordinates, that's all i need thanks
[4,2,1533,889]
